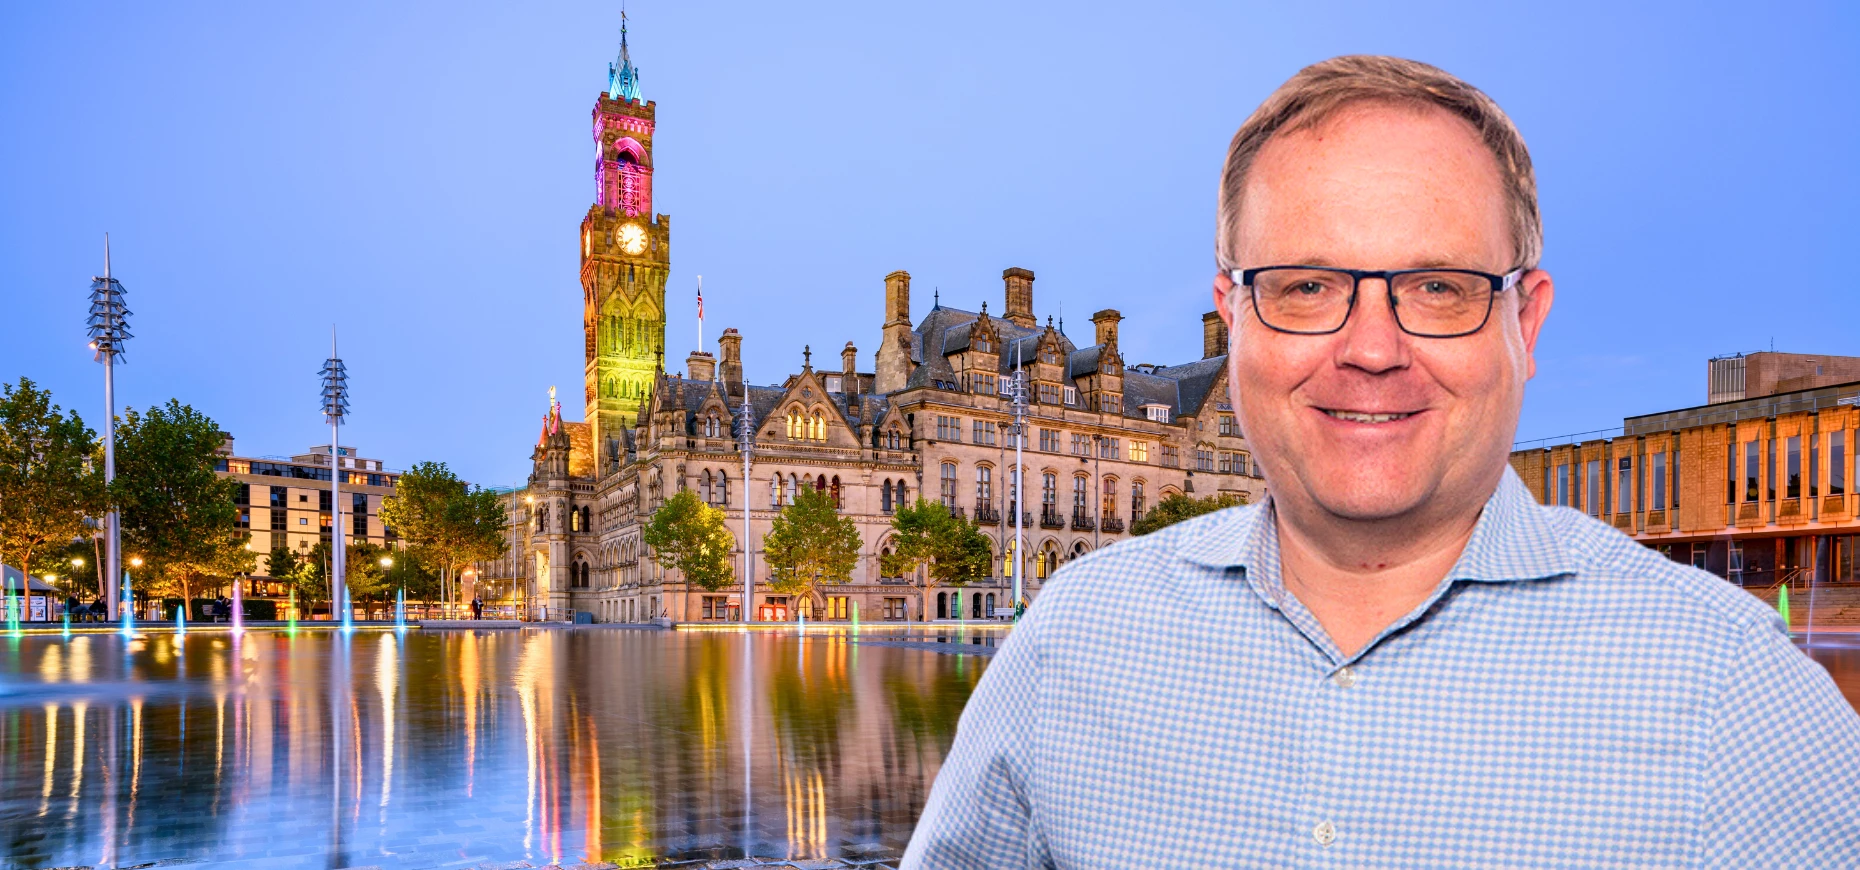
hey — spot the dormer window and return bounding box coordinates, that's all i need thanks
[975,336,993,353]
[1064,386,1078,405]
[1040,349,1060,365]
[1144,405,1172,423]
[825,375,843,393]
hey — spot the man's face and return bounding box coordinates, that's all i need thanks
[1214,102,1553,524]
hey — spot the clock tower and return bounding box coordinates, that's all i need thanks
[581,13,668,473]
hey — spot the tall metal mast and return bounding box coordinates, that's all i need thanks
[87,235,132,620]
[320,332,351,628]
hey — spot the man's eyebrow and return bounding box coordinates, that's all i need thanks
[1257,255,1492,270]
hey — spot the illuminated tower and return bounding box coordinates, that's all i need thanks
[581,12,668,471]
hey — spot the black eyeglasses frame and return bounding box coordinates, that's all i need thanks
[1233,266,1524,338]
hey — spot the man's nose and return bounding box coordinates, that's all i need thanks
[1335,278,1411,374]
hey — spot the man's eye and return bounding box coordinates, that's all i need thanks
[1419,281,1460,296]
[1291,282,1327,295]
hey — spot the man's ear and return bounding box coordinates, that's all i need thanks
[1516,269,1554,380]
[1214,271,1236,328]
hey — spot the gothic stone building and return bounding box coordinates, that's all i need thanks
[479,27,1265,623]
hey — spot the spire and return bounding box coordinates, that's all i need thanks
[607,10,643,102]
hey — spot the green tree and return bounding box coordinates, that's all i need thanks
[344,540,393,618]
[1130,492,1247,536]
[293,541,332,613]
[0,377,106,598]
[384,549,440,604]
[762,485,860,616]
[112,399,254,604]
[641,489,736,592]
[880,498,992,621]
[263,541,299,587]
[378,461,508,611]
[40,537,103,599]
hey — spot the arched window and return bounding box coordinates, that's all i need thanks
[787,409,804,440]
[937,591,948,620]
[770,473,782,508]
[976,466,992,502]
[570,504,582,532]
[700,470,712,504]
[895,479,907,506]
[972,592,984,619]
[581,506,591,532]
[811,411,826,441]
[882,480,893,513]
[886,428,901,450]
[985,593,996,615]
[940,463,958,506]
[1073,476,1089,512]
[1132,480,1146,518]
[787,474,799,503]
[815,474,827,492]
[830,475,842,507]
[1071,540,1088,559]
[715,470,728,505]
[1043,472,1057,506]
[1102,478,1117,519]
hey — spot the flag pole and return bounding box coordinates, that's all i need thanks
[697,274,704,355]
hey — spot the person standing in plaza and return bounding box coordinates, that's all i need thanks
[906,55,1860,867]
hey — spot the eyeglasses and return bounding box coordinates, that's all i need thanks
[1234,266,1523,338]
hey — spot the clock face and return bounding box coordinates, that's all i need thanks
[618,223,647,255]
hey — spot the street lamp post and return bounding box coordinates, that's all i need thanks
[87,235,131,621]
[1092,434,1103,551]
[1011,365,1027,617]
[320,333,351,629]
[738,372,755,623]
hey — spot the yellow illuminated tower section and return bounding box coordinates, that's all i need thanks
[581,13,668,473]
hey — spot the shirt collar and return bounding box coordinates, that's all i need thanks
[1178,464,1575,586]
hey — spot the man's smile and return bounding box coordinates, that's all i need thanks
[1318,408,1421,424]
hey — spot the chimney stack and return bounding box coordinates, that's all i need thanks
[875,270,916,394]
[719,328,744,396]
[1091,309,1123,349]
[1002,267,1036,328]
[686,350,716,383]
[1202,312,1228,359]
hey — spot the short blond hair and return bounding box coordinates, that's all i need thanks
[1215,55,1541,272]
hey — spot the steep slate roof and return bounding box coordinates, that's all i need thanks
[1156,356,1228,417]
[639,305,1229,445]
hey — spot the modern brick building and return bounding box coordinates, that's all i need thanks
[1511,352,1860,588]
[214,439,401,598]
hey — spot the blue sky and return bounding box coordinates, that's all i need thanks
[3,1,1856,487]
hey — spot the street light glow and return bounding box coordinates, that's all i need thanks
[380,556,393,568]
[71,557,84,568]
[129,557,144,567]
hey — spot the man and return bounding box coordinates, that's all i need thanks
[905,56,1860,867]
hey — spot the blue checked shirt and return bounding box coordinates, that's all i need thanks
[905,467,1860,868]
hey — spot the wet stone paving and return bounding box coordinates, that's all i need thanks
[0,625,1004,869]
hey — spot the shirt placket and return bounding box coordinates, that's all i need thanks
[1288,647,1366,866]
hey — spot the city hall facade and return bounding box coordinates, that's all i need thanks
[473,27,1266,623]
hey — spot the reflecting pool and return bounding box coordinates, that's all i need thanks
[0,626,998,869]
[1,626,1853,869]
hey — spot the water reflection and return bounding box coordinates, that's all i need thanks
[0,628,983,868]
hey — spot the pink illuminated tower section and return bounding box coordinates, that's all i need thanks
[580,12,669,467]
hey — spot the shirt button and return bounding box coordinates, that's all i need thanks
[1313,820,1336,846]
[1332,666,1357,689]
